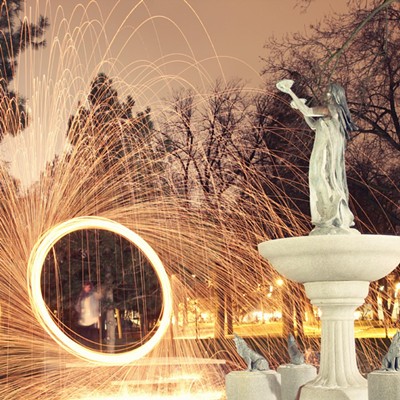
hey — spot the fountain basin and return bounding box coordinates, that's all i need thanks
[258,233,400,400]
[258,234,400,283]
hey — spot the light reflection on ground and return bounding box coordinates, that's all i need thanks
[76,391,224,400]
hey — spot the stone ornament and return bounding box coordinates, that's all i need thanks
[233,334,269,371]
[382,331,400,371]
[287,333,305,365]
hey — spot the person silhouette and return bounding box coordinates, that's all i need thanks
[75,281,101,349]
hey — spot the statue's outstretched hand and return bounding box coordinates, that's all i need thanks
[290,99,307,110]
[276,79,294,94]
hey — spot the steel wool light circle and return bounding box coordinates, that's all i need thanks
[27,216,173,365]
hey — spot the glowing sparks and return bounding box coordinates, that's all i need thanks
[0,1,313,398]
[0,1,396,399]
[27,216,173,365]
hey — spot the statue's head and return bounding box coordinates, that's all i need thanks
[392,330,400,343]
[233,333,245,347]
[325,83,347,107]
[325,82,357,136]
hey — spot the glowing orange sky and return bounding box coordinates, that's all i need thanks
[28,0,349,92]
[0,0,352,190]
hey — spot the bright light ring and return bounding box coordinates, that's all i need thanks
[27,216,173,365]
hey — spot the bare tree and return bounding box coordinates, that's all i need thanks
[160,79,252,204]
[261,0,399,233]
[159,79,313,338]
[159,80,255,337]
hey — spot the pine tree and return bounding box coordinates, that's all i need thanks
[67,72,154,172]
[0,0,48,139]
[63,73,161,351]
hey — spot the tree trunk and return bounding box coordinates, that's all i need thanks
[369,281,380,322]
[140,312,148,338]
[105,264,116,352]
[282,284,295,339]
[294,285,306,343]
[381,277,395,338]
[383,296,395,339]
[182,295,188,335]
[170,274,180,338]
[226,289,233,335]
[214,284,225,339]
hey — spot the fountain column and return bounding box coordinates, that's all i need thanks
[302,281,368,394]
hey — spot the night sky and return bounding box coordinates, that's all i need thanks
[1,0,351,188]
[28,0,350,94]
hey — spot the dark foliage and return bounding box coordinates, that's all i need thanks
[0,0,48,139]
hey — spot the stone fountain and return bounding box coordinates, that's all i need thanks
[258,80,400,400]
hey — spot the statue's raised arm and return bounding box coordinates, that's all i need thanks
[277,79,360,236]
[276,80,326,118]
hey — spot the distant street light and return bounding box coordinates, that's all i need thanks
[276,278,284,287]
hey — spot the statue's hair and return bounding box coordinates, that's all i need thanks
[327,83,358,139]
[328,83,346,104]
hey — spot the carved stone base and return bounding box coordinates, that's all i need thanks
[368,370,400,400]
[299,385,367,400]
[277,364,316,400]
[225,370,281,400]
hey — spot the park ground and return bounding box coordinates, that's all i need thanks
[173,320,399,340]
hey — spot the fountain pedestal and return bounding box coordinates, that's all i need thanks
[226,370,281,400]
[368,370,400,400]
[258,234,400,400]
[277,363,317,400]
[300,281,368,399]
